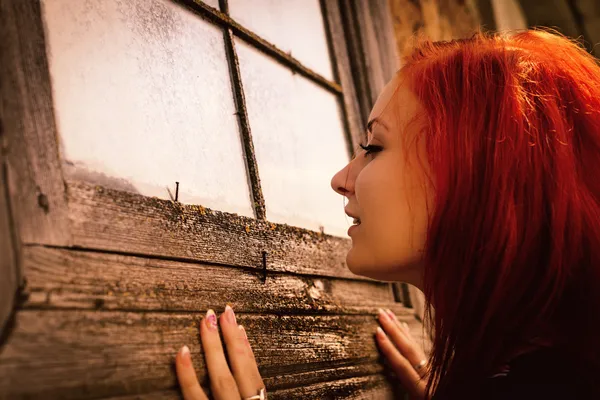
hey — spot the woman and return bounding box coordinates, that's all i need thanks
[174,29,600,399]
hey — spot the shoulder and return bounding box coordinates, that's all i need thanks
[478,347,600,400]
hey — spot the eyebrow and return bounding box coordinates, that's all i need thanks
[366,117,387,135]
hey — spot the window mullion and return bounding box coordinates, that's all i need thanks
[219,0,266,220]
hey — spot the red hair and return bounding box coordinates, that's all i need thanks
[400,29,600,398]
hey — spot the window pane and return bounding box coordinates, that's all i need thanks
[41,0,254,217]
[229,0,334,81]
[202,0,219,9]
[236,39,350,236]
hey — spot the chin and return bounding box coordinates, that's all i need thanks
[345,250,388,280]
[346,249,424,283]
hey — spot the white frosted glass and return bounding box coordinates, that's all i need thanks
[41,0,254,217]
[236,40,350,236]
[203,0,219,8]
[229,0,334,80]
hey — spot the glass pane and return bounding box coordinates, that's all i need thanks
[202,0,219,9]
[41,0,254,217]
[236,39,350,236]
[229,0,334,80]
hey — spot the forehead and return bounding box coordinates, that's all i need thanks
[368,72,421,135]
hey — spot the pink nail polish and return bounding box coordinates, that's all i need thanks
[226,304,236,324]
[378,308,389,321]
[206,309,218,331]
[239,325,249,343]
[386,309,395,320]
[179,345,191,366]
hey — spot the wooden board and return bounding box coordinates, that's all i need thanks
[354,0,400,103]
[0,247,429,398]
[22,246,399,315]
[66,180,376,281]
[322,0,366,154]
[100,374,398,399]
[0,309,420,399]
[0,0,71,247]
[0,157,17,336]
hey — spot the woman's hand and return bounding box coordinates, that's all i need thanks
[175,305,266,400]
[376,308,428,400]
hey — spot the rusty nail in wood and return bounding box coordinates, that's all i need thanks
[261,251,267,283]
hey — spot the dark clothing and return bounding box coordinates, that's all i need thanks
[476,347,600,399]
[432,347,599,399]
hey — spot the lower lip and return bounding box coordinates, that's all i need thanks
[348,224,360,235]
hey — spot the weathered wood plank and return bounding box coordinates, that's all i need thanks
[0,310,420,399]
[0,152,17,336]
[334,0,372,129]
[66,180,374,281]
[266,374,397,399]
[100,374,398,399]
[0,0,71,246]
[322,0,365,154]
[354,0,400,103]
[22,246,399,315]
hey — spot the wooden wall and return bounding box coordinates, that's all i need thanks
[0,111,18,343]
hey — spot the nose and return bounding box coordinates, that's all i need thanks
[330,162,354,197]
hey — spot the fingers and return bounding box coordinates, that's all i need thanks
[175,346,209,400]
[376,327,426,398]
[377,309,423,367]
[388,309,413,338]
[219,305,265,399]
[200,309,240,400]
[376,309,428,398]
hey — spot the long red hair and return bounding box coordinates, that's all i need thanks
[400,28,600,398]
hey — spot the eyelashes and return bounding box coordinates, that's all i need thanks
[359,143,383,156]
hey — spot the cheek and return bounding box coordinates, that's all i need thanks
[354,162,429,272]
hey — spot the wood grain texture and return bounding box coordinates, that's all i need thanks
[409,284,426,323]
[66,180,375,281]
[335,0,373,130]
[322,0,366,154]
[353,0,400,103]
[100,373,398,399]
[22,246,399,315]
[0,0,71,246]
[0,309,421,399]
[0,159,17,335]
[264,374,397,399]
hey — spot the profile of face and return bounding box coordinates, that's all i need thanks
[330,73,432,288]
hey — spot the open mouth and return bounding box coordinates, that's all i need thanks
[352,218,361,226]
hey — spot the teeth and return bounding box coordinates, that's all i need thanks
[353,218,361,225]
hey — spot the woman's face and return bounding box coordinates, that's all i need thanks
[330,74,432,288]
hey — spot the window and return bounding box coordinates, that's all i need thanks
[42,0,356,236]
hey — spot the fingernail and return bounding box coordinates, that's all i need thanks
[376,327,386,339]
[385,308,395,320]
[179,345,191,366]
[402,322,409,330]
[206,309,218,331]
[225,304,236,324]
[239,325,249,343]
[378,308,389,321]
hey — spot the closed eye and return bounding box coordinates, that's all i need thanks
[359,143,383,156]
